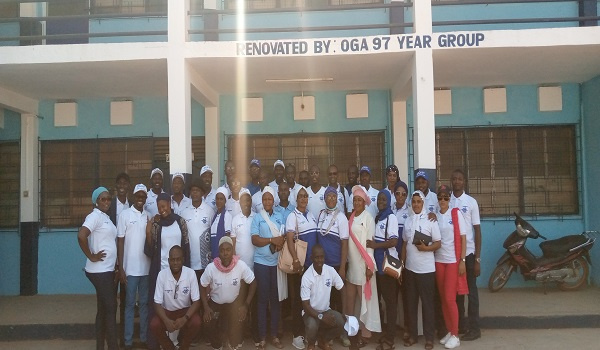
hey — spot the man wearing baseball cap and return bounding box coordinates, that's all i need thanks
[200,165,217,211]
[247,159,262,196]
[269,160,287,204]
[117,184,151,350]
[171,173,192,215]
[355,165,379,218]
[415,170,439,215]
[145,168,165,217]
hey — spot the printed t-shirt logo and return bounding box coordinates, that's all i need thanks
[325,278,331,287]
[182,286,190,295]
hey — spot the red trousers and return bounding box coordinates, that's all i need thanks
[435,262,459,336]
[149,307,201,350]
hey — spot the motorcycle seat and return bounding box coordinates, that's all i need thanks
[539,235,588,258]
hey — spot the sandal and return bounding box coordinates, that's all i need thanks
[376,337,395,350]
[271,337,284,349]
[256,340,266,350]
[357,337,369,348]
[403,338,417,347]
[424,341,434,350]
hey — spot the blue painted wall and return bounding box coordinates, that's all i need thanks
[582,75,600,286]
[0,109,21,141]
[0,230,20,295]
[407,83,588,288]
[88,18,167,43]
[38,97,205,140]
[0,22,20,46]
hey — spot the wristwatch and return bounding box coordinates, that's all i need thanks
[318,313,323,320]
[475,257,481,263]
[460,258,466,262]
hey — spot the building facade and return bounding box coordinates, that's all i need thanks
[1,0,599,295]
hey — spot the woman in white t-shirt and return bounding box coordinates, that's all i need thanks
[77,187,119,350]
[435,185,467,349]
[401,191,441,350]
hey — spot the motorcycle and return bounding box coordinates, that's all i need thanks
[488,213,597,292]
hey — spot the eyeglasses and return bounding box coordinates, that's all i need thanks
[395,192,407,196]
[174,283,179,299]
[328,172,338,176]
[437,196,450,201]
[310,171,319,175]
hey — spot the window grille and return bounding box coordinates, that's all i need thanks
[435,125,578,216]
[226,131,385,188]
[0,142,20,228]
[40,137,205,227]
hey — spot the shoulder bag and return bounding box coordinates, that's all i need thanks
[278,212,308,274]
[382,216,403,279]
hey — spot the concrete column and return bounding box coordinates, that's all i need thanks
[411,49,436,186]
[20,113,39,296]
[413,0,432,34]
[392,101,409,182]
[205,106,220,187]
[167,0,192,175]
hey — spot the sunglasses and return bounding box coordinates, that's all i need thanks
[328,172,338,176]
[437,196,450,201]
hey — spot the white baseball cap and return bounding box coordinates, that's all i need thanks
[172,172,185,184]
[133,184,147,195]
[200,165,213,176]
[344,315,359,337]
[274,160,285,169]
[150,168,163,179]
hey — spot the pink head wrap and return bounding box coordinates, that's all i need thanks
[352,185,371,206]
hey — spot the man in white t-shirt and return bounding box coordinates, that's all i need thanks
[415,170,439,215]
[145,168,165,217]
[251,170,270,213]
[301,244,346,350]
[307,165,326,218]
[326,164,351,215]
[201,236,257,350]
[117,184,151,349]
[201,165,217,211]
[356,166,379,218]
[269,159,286,195]
[171,173,192,215]
[150,245,201,350]
[450,169,482,341]
[285,164,303,207]
[180,179,215,280]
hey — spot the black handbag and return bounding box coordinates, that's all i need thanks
[412,230,432,245]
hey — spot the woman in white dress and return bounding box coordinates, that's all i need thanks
[345,185,381,347]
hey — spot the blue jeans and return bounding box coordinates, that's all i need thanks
[86,271,118,350]
[254,263,279,340]
[124,275,149,346]
[456,253,480,333]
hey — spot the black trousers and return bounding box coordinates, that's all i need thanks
[456,253,480,333]
[405,270,436,343]
[288,271,305,338]
[86,271,119,350]
[376,273,398,341]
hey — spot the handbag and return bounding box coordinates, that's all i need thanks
[381,216,403,279]
[412,230,432,245]
[278,213,308,274]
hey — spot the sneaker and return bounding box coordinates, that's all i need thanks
[293,336,306,350]
[444,335,460,349]
[461,330,481,341]
[439,332,452,345]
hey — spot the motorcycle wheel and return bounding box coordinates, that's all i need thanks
[488,260,514,293]
[557,256,589,291]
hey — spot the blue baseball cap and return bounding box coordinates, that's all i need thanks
[360,166,371,175]
[250,159,260,168]
[416,170,428,181]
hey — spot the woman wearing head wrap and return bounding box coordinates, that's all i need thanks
[315,186,349,321]
[285,186,318,348]
[391,180,411,341]
[384,165,401,208]
[435,185,468,349]
[211,186,233,260]
[345,186,381,347]
[77,187,119,350]
[366,189,399,350]
[144,192,191,349]
[251,186,286,350]
[400,191,441,350]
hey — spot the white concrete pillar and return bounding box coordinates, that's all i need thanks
[412,49,436,183]
[205,106,220,187]
[413,0,433,34]
[20,114,39,222]
[392,100,409,181]
[167,0,192,174]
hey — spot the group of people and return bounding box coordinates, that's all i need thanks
[77,159,482,350]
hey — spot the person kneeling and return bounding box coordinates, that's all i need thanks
[301,244,346,350]
[150,245,201,350]
[201,236,257,350]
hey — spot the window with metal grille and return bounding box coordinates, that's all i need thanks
[224,0,383,10]
[0,142,20,228]
[40,137,205,227]
[226,131,385,188]
[91,0,167,14]
[435,125,578,216]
